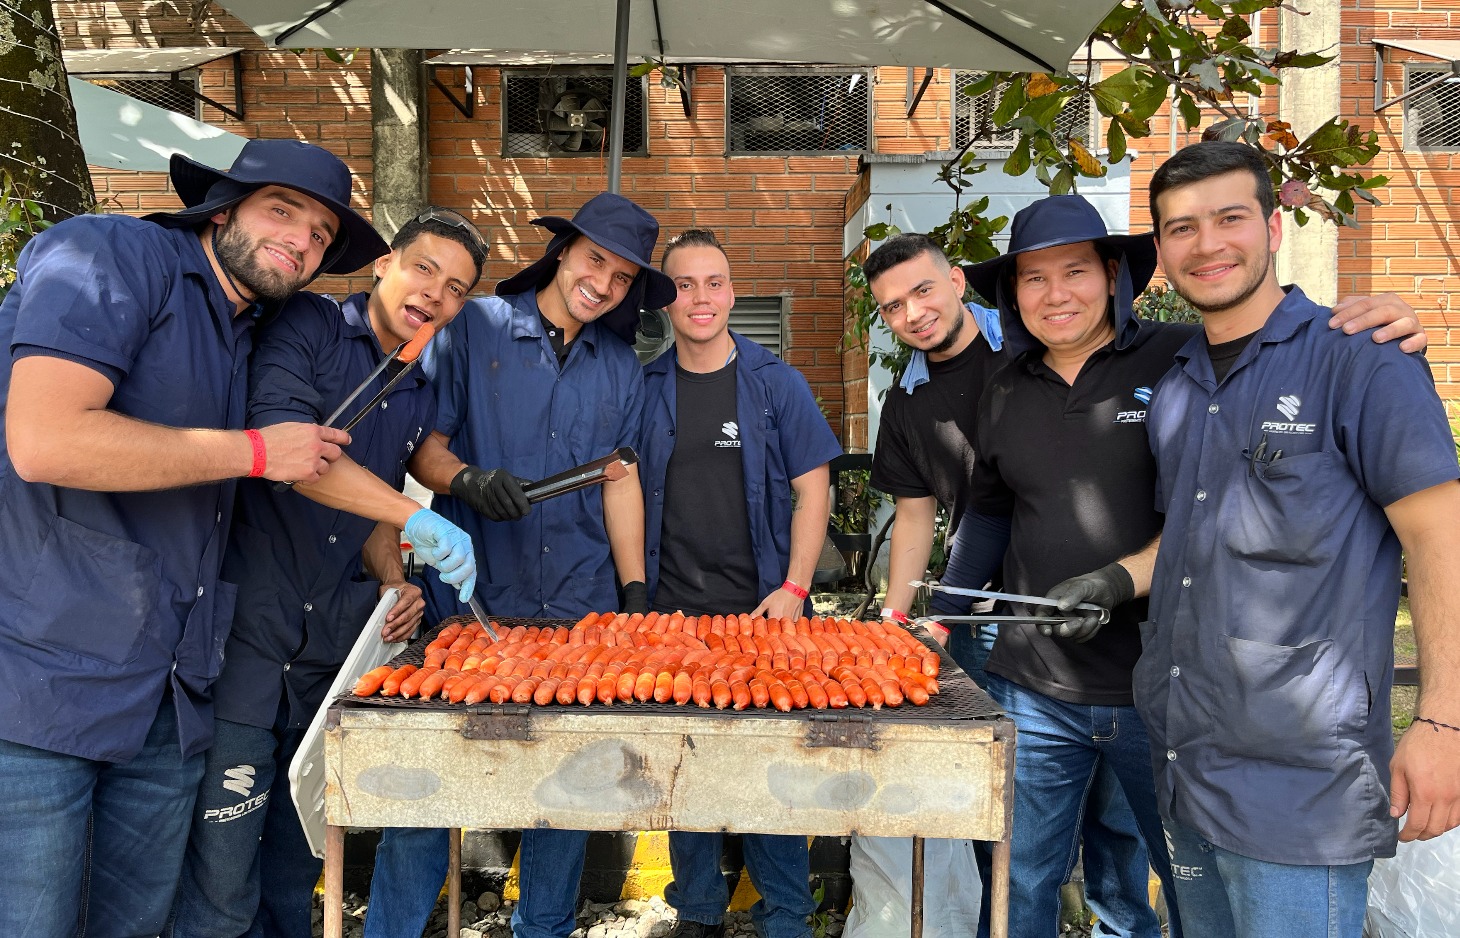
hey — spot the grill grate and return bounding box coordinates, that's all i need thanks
[84,75,199,119]
[951,71,1093,150]
[727,68,870,155]
[342,616,1004,725]
[502,71,646,157]
[1406,65,1460,151]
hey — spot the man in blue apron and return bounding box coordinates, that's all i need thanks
[0,139,385,936]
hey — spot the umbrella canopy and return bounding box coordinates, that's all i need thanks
[217,0,1114,73]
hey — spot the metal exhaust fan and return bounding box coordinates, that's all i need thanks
[545,87,608,152]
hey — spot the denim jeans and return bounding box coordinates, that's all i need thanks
[0,697,204,937]
[167,714,318,938]
[367,827,593,938]
[984,673,1181,938]
[666,832,814,938]
[1161,818,1371,938]
[947,623,998,687]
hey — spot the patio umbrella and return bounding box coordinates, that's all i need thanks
[217,0,1121,189]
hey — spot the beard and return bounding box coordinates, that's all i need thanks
[1180,250,1272,315]
[213,218,309,303]
[927,304,966,356]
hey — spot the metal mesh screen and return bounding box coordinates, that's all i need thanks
[84,75,199,119]
[1406,65,1460,151]
[727,68,870,154]
[951,71,1094,150]
[502,71,646,157]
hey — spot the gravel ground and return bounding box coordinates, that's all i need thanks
[310,892,850,938]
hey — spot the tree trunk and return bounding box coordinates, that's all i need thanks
[0,0,96,220]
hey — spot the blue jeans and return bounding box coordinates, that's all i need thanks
[985,673,1181,938]
[167,714,318,938]
[947,623,998,687]
[1161,818,1371,938]
[666,832,814,938]
[367,827,592,938]
[0,697,204,937]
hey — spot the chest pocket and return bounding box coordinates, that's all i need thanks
[1218,451,1347,567]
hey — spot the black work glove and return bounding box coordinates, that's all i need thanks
[1042,561,1133,643]
[621,581,649,615]
[450,465,532,522]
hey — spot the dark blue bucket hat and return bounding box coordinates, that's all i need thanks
[144,138,389,275]
[496,192,676,344]
[963,195,1158,351]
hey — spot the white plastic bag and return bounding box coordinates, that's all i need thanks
[1365,824,1460,938]
[844,836,983,938]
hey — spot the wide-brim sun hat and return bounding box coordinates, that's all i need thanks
[962,194,1158,320]
[144,137,389,275]
[496,192,676,344]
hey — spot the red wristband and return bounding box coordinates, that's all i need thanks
[245,429,267,478]
[781,579,809,600]
[880,607,911,626]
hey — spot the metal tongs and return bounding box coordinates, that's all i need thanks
[521,447,639,503]
[910,581,1112,626]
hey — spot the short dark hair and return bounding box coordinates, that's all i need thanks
[391,207,488,288]
[660,228,726,267]
[1149,141,1275,234]
[863,233,949,285]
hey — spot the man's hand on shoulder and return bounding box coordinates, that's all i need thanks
[1330,293,1427,354]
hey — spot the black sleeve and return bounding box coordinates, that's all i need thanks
[968,382,1014,516]
[929,511,1012,616]
[869,393,933,499]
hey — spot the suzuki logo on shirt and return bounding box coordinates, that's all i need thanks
[1115,387,1152,424]
[1262,394,1316,434]
[715,421,741,448]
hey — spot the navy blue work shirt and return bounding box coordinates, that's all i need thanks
[421,292,645,621]
[639,332,842,611]
[0,215,256,762]
[212,292,435,729]
[1140,287,1460,865]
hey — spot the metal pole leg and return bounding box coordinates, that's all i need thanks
[447,827,463,937]
[324,824,345,938]
[910,835,925,938]
[990,836,1011,938]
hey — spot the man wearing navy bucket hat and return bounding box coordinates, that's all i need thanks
[364,192,676,938]
[0,138,387,934]
[934,193,1430,938]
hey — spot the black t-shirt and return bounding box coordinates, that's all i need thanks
[870,338,1004,532]
[970,321,1199,705]
[1207,331,1257,384]
[654,362,761,616]
[539,313,571,365]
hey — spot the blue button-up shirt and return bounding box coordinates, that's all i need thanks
[639,332,842,609]
[1140,287,1460,865]
[421,292,644,620]
[212,292,435,729]
[0,215,255,762]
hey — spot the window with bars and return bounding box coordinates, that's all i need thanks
[951,71,1096,151]
[1405,64,1460,151]
[727,67,871,155]
[635,297,788,363]
[502,71,647,157]
[83,73,200,119]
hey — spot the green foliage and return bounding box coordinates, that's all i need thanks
[1132,283,1201,324]
[829,468,889,536]
[1,170,55,299]
[321,48,360,66]
[810,883,831,938]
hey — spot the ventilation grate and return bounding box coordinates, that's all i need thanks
[727,68,870,154]
[503,71,646,157]
[84,75,199,119]
[951,71,1095,150]
[1406,65,1460,151]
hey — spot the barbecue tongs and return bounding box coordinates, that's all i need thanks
[909,581,1112,627]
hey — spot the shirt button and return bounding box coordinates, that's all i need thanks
[1195,490,1207,502]
[1182,576,1192,588]
[197,586,205,597]
[283,662,291,672]
[304,602,314,612]
[217,512,222,523]
[381,401,389,409]
[551,431,557,438]
[1167,749,1177,761]
[328,534,337,544]
[1170,666,1180,677]
[1208,403,1219,415]
[653,490,661,497]
[543,546,550,553]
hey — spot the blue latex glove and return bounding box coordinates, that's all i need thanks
[403,508,477,602]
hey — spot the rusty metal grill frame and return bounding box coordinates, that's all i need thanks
[341,616,1003,724]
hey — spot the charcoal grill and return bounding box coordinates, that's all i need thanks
[318,618,1014,938]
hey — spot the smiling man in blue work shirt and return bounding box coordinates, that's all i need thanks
[0,139,380,936]
[1128,141,1460,938]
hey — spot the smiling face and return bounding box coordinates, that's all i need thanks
[1154,169,1284,319]
[367,231,478,351]
[542,235,640,329]
[210,185,338,302]
[868,250,968,360]
[663,243,734,349]
[1013,240,1118,359]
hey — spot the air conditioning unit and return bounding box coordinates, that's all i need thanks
[503,71,646,157]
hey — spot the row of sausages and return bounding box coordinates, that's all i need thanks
[352,611,941,712]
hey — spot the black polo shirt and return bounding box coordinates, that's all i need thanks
[970,320,1198,705]
[871,337,1004,531]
